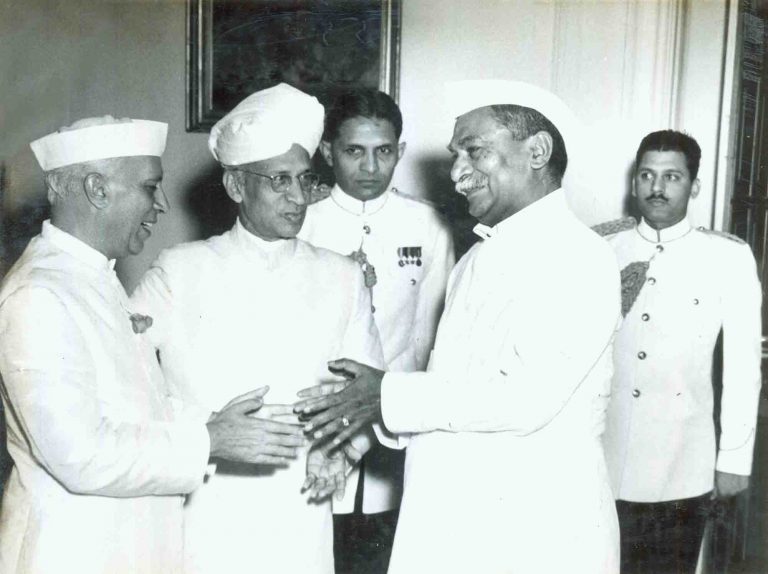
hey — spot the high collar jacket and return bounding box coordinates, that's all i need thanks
[603,218,762,502]
[130,220,384,573]
[0,221,210,574]
[379,190,622,573]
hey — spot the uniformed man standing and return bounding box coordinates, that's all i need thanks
[602,130,762,574]
[298,89,454,573]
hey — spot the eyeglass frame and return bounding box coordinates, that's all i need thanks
[225,166,320,194]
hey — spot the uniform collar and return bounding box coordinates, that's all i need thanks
[330,184,389,216]
[637,217,692,243]
[42,220,115,271]
[472,188,566,240]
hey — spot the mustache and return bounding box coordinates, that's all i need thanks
[455,174,488,196]
[645,194,669,202]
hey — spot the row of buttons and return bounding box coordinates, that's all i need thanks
[633,264,657,399]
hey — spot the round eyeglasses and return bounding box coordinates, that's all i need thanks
[228,167,320,194]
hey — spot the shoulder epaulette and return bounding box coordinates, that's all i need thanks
[391,187,438,209]
[620,260,650,317]
[695,226,746,245]
[591,216,637,237]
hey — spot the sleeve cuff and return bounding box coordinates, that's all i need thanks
[166,421,211,489]
[382,371,444,434]
[716,445,755,476]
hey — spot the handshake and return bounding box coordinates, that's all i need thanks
[206,357,384,502]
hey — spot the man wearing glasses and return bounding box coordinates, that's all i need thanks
[130,84,384,574]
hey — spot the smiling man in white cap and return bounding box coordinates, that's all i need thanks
[0,116,308,574]
[129,83,384,573]
[296,80,622,573]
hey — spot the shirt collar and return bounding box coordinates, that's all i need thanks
[233,217,297,259]
[472,188,566,240]
[330,184,389,216]
[42,220,115,271]
[637,217,692,243]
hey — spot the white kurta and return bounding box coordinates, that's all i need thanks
[0,221,210,574]
[299,186,454,512]
[379,190,621,574]
[603,218,762,502]
[130,220,384,574]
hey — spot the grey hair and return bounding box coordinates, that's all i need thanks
[44,158,122,203]
[489,104,568,184]
[44,164,86,202]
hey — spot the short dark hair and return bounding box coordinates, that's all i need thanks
[635,130,701,180]
[489,105,568,183]
[323,89,403,142]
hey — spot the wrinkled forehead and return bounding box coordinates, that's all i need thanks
[448,107,504,150]
[244,143,311,173]
[98,155,163,181]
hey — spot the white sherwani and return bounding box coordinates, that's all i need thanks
[130,220,384,574]
[0,221,210,574]
[603,218,762,502]
[380,190,621,574]
[299,186,454,512]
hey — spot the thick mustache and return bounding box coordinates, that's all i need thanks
[456,174,487,195]
[645,194,668,202]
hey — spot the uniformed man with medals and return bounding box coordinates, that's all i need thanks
[298,89,454,573]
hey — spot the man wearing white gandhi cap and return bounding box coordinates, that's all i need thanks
[130,83,384,573]
[296,80,622,573]
[0,116,307,574]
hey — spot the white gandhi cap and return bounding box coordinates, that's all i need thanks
[30,116,168,172]
[208,83,324,166]
[444,79,580,150]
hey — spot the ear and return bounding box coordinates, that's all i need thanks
[529,131,553,171]
[319,140,333,167]
[397,141,407,161]
[83,173,109,209]
[223,170,244,204]
[690,178,701,199]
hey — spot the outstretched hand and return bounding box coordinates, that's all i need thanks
[207,386,306,465]
[294,359,384,453]
[303,441,366,501]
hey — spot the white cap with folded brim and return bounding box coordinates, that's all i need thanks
[30,116,168,172]
[208,83,324,166]
[444,79,581,156]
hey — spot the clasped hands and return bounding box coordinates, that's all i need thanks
[205,358,383,502]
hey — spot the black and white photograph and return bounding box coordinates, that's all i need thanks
[0,1,767,573]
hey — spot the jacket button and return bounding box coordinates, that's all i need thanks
[647,277,656,285]
[363,225,371,234]
[410,278,417,285]
[632,389,641,398]
[637,351,647,360]
[656,244,664,252]
[641,313,650,321]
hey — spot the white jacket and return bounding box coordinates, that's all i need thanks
[380,191,621,574]
[603,218,762,502]
[130,220,384,573]
[0,221,210,574]
[299,186,454,512]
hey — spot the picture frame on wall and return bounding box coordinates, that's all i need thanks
[186,0,402,132]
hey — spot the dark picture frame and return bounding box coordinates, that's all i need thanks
[186,0,402,132]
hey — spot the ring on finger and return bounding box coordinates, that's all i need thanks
[341,416,351,427]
